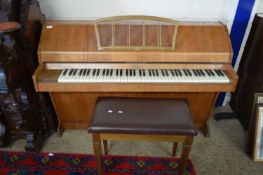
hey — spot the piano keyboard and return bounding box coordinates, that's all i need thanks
[58,68,230,83]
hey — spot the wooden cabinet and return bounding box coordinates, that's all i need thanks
[0,0,57,151]
[230,14,263,130]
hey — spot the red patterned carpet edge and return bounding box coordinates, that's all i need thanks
[0,151,196,175]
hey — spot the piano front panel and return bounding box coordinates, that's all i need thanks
[34,21,238,135]
[51,92,217,129]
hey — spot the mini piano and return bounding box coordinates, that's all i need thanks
[33,16,238,135]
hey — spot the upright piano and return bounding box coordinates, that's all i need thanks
[33,16,238,135]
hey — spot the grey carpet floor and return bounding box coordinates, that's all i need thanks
[1,108,263,175]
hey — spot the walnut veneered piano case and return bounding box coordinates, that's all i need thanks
[33,16,238,135]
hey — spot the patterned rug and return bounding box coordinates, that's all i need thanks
[0,151,196,175]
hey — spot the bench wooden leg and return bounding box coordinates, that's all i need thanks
[92,133,103,175]
[172,142,178,157]
[178,136,193,175]
[103,140,108,155]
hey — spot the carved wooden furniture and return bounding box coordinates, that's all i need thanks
[230,14,263,130]
[0,0,56,151]
[33,16,238,136]
[227,14,263,158]
[88,97,197,175]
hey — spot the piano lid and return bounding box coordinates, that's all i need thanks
[38,19,232,63]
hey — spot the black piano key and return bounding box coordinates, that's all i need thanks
[174,70,178,76]
[219,70,224,76]
[139,69,142,76]
[193,70,197,76]
[155,69,159,76]
[209,69,215,76]
[205,69,211,76]
[193,69,197,76]
[176,69,180,76]
[107,69,110,76]
[173,69,178,76]
[110,69,113,76]
[73,69,77,76]
[187,69,192,76]
[214,69,220,76]
[161,69,165,77]
[149,70,152,77]
[196,70,199,76]
[171,69,175,76]
[195,69,199,76]
[82,69,86,76]
[120,69,123,76]
[201,69,205,76]
[183,69,188,76]
[92,69,96,76]
[86,69,90,76]
[79,69,83,76]
[216,69,224,76]
[94,69,97,76]
[165,69,169,77]
[219,70,225,76]
[170,69,175,76]
[72,69,76,76]
[178,70,182,76]
[197,69,201,76]
[195,69,199,77]
[216,69,221,76]
[116,69,119,76]
[133,69,136,76]
[106,69,110,76]
[62,69,68,76]
[68,69,73,76]
[102,69,106,76]
[199,69,203,76]
[152,69,156,76]
[143,69,146,76]
[96,69,100,76]
[83,69,87,76]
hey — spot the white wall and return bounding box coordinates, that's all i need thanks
[257,0,263,13]
[39,0,233,23]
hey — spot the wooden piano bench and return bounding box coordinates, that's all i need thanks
[87,97,197,175]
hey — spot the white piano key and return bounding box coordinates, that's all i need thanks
[57,68,230,84]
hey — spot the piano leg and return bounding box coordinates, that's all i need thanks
[200,123,210,137]
[56,123,64,137]
[49,92,64,137]
[199,92,219,137]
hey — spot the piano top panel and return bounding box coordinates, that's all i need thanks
[38,20,232,63]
